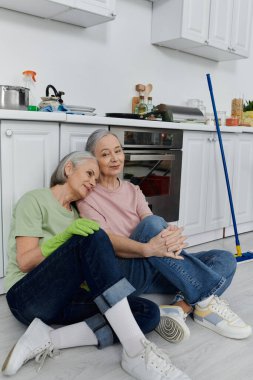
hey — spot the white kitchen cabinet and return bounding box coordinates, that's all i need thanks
[230,0,253,57]
[151,0,210,50]
[225,132,253,236]
[60,124,108,158]
[0,167,3,279]
[179,131,235,245]
[151,0,253,61]
[0,120,59,280]
[0,0,116,28]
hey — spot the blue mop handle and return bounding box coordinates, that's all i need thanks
[206,74,241,254]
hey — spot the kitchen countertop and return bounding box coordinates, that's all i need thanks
[0,109,251,133]
[0,109,66,121]
[66,114,244,133]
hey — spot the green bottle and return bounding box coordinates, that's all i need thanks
[135,95,148,115]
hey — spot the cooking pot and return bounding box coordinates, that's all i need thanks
[0,85,29,110]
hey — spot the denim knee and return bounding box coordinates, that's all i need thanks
[142,215,168,230]
[223,250,237,278]
[213,249,237,277]
[90,228,109,241]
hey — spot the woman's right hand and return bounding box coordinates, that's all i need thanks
[41,218,100,258]
[143,227,187,259]
[64,218,100,238]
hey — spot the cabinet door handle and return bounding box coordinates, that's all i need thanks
[208,137,212,142]
[204,40,209,45]
[5,129,13,137]
[213,137,217,142]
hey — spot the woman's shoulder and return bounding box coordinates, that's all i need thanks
[17,188,51,207]
[121,180,140,192]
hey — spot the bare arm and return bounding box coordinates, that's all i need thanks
[16,236,45,273]
[107,226,187,260]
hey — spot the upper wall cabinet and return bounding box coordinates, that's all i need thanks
[151,0,253,61]
[0,0,116,28]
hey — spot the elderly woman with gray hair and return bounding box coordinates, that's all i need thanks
[78,129,251,346]
[2,151,191,380]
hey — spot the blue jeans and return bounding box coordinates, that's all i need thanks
[118,215,237,305]
[6,229,160,348]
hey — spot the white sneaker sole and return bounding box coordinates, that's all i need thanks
[2,318,43,375]
[155,315,190,343]
[194,317,252,340]
[2,345,16,374]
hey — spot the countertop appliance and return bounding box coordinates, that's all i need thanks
[157,104,205,123]
[106,105,205,123]
[109,126,183,222]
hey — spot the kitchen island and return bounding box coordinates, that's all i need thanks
[0,110,252,293]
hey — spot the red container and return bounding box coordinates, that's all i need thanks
[226,117,239,126]
[139,175,170,197]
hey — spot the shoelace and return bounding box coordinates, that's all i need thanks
[142,340,176,375]
[35,345,60,372]
[211,296,239,322]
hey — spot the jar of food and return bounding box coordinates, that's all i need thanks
[231,98,243,123]
[226,117,239,126]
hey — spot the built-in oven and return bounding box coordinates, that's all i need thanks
[109,127,183,222]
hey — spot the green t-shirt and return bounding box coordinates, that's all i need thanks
[4,188,79,292]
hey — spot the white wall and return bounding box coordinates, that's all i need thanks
[0,0,252,116]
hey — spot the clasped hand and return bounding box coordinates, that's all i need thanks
[145,225,187,260]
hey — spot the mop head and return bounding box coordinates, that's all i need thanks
[235,251,253,263]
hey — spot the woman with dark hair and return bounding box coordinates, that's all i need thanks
[2,151,190,380]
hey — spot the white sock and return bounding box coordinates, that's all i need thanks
[105,298,145,357]
[50,321,98,349]
[197,295,214,308]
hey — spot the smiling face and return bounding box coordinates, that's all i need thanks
[94,134,125,178]
[65,158,99,200]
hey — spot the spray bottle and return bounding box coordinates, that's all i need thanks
[22,70,38,111]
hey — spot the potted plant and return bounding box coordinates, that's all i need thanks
[243,100,253,126]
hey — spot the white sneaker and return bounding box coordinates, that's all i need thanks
[194,295,252,339]
[121,338,191,380]
[2,318,57,376]
[155,305,190,343]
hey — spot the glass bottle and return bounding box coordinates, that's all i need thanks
[134,95,148,115]
[147,96,154,113]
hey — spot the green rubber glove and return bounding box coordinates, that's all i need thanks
[41,218,100,258]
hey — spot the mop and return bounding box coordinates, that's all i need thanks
[206,73,253,263]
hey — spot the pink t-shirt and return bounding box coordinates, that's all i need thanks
[77,180,152,237]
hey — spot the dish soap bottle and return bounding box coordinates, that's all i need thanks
[134,95,148,116]
[22,70,38,111]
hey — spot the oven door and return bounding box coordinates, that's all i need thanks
[123,150,182,222]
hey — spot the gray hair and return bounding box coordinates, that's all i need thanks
[50,151,96,187]
[86,129,120,155]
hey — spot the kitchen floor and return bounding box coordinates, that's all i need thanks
[0,232,253,380]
